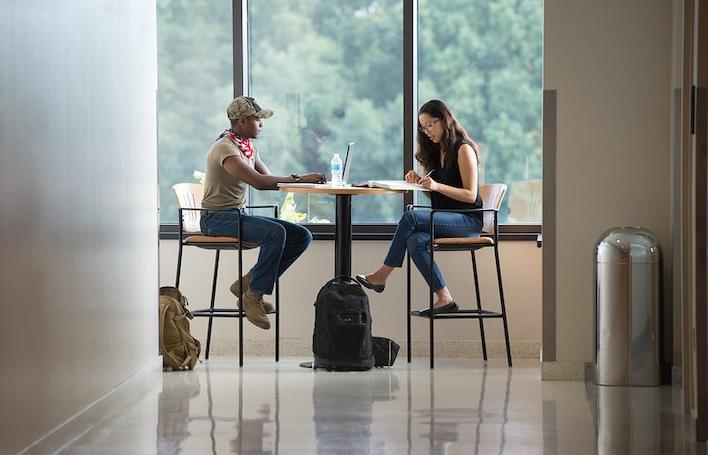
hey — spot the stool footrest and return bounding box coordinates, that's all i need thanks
[409,309,503,319]
[192,308,243,318]
[191,308,277,316]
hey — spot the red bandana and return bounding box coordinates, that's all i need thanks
[224,129,254,159]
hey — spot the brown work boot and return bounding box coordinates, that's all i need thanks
[242,290,271,330]
[230,272,275,313]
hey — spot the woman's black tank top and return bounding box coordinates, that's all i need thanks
[429,139,483,224]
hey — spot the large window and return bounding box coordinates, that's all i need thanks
[419,0,543,223]
[248,0,404,224]
[157,0,233,223]
[157,0,542,226]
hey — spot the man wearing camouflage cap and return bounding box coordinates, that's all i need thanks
[200,96,326,330]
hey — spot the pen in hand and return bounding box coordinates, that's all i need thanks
[419,169,434,182]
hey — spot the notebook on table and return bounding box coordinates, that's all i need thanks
[350,180,429,191]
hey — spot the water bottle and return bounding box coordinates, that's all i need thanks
[330,153,343,186]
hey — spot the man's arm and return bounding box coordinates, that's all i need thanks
[222,155,325,189]
[255,156,270,175]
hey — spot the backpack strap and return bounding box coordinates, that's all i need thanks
[315,275,360,300]
[174,316,201,369]
[159,303,185,370]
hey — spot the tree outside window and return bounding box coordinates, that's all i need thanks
[156,0,542,225]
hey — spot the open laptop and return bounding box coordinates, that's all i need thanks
[341,141,354,185]
[278,142,355,188]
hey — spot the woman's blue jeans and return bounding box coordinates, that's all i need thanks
[384,209,482,291]
[200,211,312,295]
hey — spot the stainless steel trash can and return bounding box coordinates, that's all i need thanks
[595,227,660,386]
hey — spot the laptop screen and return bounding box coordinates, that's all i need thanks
[342,142,354,184]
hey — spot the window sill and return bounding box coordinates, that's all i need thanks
[159,223,541,242]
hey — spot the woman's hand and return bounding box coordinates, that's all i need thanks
[419,176,439,192]
[404,170,420,183]
[301,172,327,184]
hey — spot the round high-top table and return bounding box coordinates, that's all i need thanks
[278,184,403,277]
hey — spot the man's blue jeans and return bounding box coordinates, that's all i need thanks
[201,211,312,295]
[384,209,483,291]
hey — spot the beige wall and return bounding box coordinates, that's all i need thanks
[159,239,541,357]
[544,0,674,376]
[0,1,159,453]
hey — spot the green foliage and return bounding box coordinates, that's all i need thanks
[157,0,233,220]
[247,0,405,223]
[157,0,542,224]
[419,0,543,189]
[279,192,307,223]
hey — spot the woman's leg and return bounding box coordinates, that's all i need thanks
[363,210,425,285]
[404,211,482,307]
[406,231,454,306]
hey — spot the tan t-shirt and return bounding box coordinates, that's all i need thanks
[201,136,259,210]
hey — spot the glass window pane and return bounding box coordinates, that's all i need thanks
[419,0,543,223]
[157,0,233,223]
[248,0,404,224]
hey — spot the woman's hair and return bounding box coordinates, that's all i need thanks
[415,99,480,173]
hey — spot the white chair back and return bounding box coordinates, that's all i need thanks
[172,183,204,233]
[479,183,508,234]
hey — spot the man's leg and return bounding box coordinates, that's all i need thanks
[201,211,280,329]
[257,217,313,279]
[238,215,287,295]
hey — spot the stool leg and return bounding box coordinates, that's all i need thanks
[205,249,221,360]
[275,277,280,362]
[406,252,412,363]
[471,251,488,361]
[494,245,512,367]
[429,248,435,369]
[238,248,244,368]
[175,240,184,287]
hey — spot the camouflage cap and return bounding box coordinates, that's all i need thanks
[227,96,274,120]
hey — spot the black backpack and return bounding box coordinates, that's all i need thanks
[313,276,375,370]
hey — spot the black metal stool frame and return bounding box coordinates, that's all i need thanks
[175,205,280,367]
[405,205,512,369]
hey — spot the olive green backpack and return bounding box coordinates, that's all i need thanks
[159,287,201,370]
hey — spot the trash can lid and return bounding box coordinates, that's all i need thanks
[595,227,660,264]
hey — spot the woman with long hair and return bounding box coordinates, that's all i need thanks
[356,100,483,315]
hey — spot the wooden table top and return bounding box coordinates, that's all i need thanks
[278,184,403,196]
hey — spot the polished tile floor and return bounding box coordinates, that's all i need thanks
[60,358,707,454]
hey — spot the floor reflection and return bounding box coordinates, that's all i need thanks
[230,372,278,455]
[542,377,708,455]
[409,365,512,455]
[220,366,277,455]
[312,369,400,454]
[597,386,665,455]
[157,370,200,453]
[53,359,708,454]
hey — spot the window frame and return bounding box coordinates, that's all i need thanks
[158,0,542,239]
[160,222,540,241]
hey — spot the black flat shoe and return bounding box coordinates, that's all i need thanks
[355,274,385,293]
[416,301,459,317]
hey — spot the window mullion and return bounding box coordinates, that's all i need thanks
[233,0,247,98]
[403,0,418,211]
